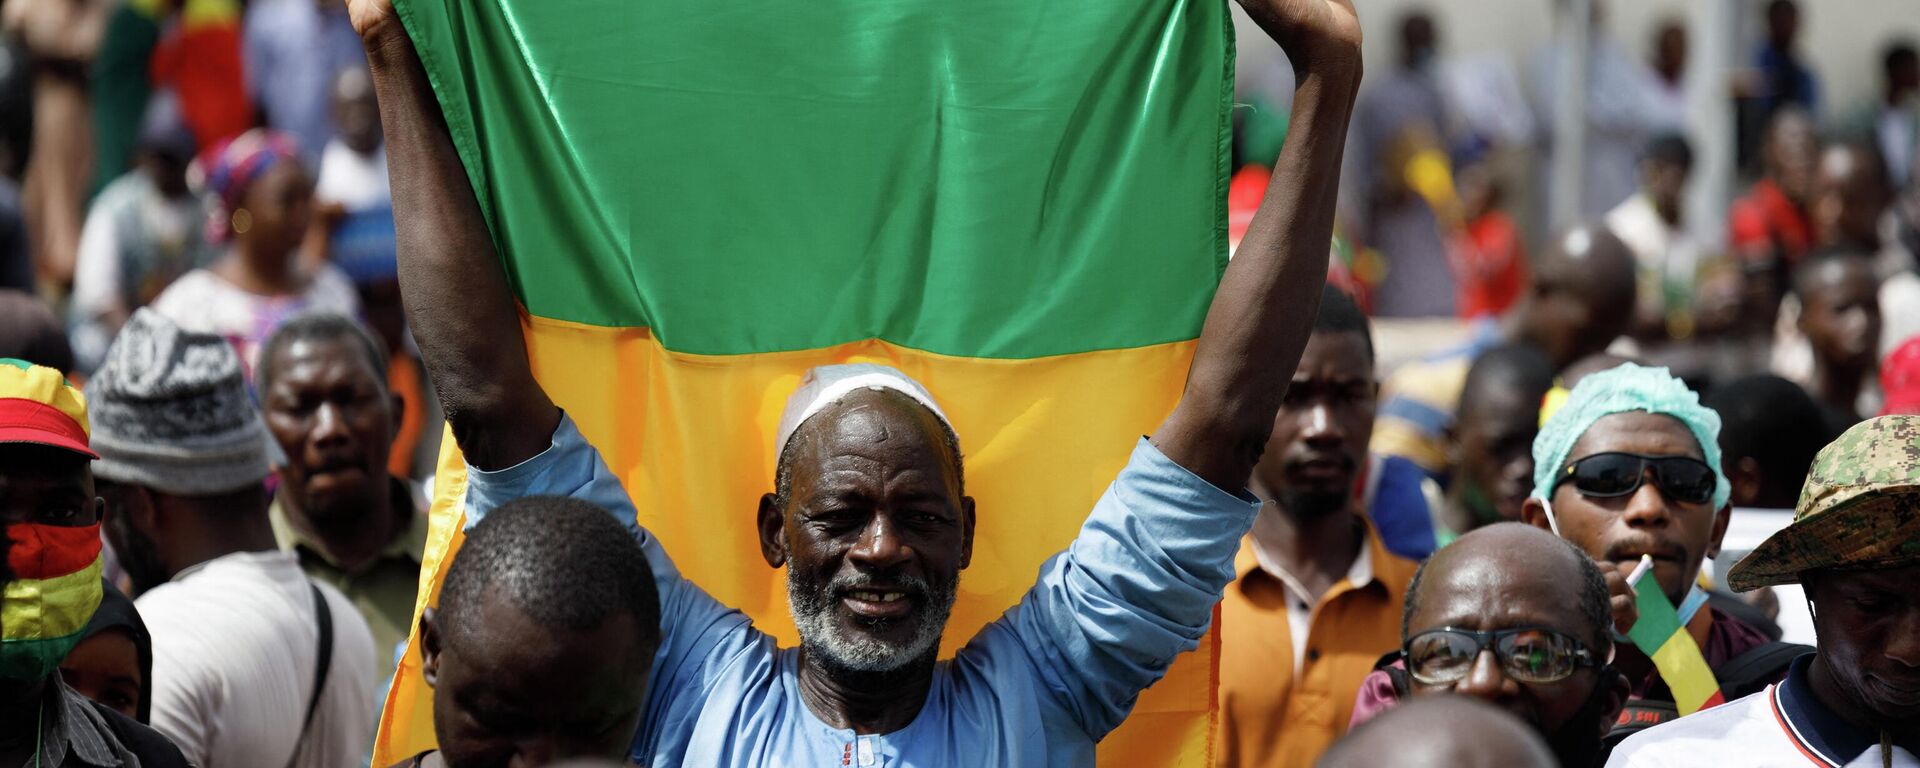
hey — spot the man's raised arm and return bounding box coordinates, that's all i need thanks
[1151,0,1361,490]
[350,0,560,470]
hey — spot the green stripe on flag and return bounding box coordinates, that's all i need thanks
[393,0,1233,358]
[1627,574,1723,715]
[1626,582,1684,651]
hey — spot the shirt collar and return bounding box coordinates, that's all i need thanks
[270,476,428,570]
[1239,509,1379,593]
[1773,654,1919,765]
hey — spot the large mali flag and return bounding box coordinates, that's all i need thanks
[374,0,1235,765]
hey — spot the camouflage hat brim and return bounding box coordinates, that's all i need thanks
[1727,488,1920,591]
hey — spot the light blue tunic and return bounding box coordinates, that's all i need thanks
[462,415,1259,767]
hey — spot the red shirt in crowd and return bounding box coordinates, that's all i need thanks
[1727,178,1812,270]
[1448,211,1526,319]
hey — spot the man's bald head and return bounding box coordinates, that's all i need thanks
[1812,141,1893,251]
[1400,524,1623,765]
[1318,695,1556,768]
[1519,225,1637,369]
[1405,523,1612,653]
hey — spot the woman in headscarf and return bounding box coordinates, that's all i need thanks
[149,128,359,374]
[59,579,153,722]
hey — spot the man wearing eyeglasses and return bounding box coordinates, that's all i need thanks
[1371,523,1629,768]
[1518,363,1796,747]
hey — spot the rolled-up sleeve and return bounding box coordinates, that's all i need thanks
[989,437,1261,739]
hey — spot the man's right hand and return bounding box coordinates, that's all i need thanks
[1604,564,1641,637]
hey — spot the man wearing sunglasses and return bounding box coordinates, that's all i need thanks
[1348,523,1628,767]
[1520,363,1796,746]
[1604,416,1918,768]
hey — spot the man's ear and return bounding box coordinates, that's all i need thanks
[1728,456,1762,509]
[1705,502,1732,560]
[1520,496,1552,532]
[958,496,977,570]
[1597,668,1632,740]
[389,392,407,441]
[420,607,443,688]
[119,485,158,535]
[757,493,787,569]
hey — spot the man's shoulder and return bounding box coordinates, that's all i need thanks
[1608,689,1779,766]
[92,173,148,210]
[86,699,194,768]
[139,553,305,626]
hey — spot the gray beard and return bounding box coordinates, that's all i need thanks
[787,566,958,673]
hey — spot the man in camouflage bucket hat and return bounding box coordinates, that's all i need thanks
[1606,416,1920,768]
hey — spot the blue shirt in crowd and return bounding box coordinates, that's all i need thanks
[462,414,1260,767]
[243,0,364,164]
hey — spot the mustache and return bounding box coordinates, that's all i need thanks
[1601,538,1689,563]
[307,453,368,475]
[1283,452,1357,473]
[825,571,931,601]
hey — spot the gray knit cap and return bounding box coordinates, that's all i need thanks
[86,308,270,495]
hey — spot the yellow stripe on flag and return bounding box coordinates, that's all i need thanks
[1650,630,1721,716]
[375,316,1217,766]
[1,555,103,642]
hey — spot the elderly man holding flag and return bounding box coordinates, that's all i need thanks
[353,0,1364,764]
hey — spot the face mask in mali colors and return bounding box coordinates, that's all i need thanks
[1,521,104,682]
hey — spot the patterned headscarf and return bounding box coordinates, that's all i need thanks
[190,128,303,244]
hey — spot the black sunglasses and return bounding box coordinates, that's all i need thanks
[1553,452,1717,506]
[1404,626,1601,686]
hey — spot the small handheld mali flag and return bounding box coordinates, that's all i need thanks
[1625,555,1726,716]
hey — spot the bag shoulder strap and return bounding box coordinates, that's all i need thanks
[287,581,335,768]
[1716,641,1812,699]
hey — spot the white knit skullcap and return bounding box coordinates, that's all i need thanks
[773,364,953,465]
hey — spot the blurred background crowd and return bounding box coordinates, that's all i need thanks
[0,0,1916,765]
[1232,0,1919,428]
[1,0,430,476]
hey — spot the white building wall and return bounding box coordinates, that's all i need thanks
[1235,0,1920,126]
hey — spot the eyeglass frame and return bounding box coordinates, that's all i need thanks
[1402,625,1606,686]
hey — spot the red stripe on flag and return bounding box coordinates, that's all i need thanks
[5,523,103,581]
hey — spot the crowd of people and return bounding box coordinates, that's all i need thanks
[0,0,1914,766]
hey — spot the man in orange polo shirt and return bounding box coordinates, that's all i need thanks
[1216,286,1421,768]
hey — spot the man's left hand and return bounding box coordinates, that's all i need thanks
[1233,0,1362,81]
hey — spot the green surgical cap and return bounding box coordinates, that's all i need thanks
[1531,363,1730,510]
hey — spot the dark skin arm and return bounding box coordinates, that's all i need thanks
[351,0,559,470]
[1150,0,1362,490]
